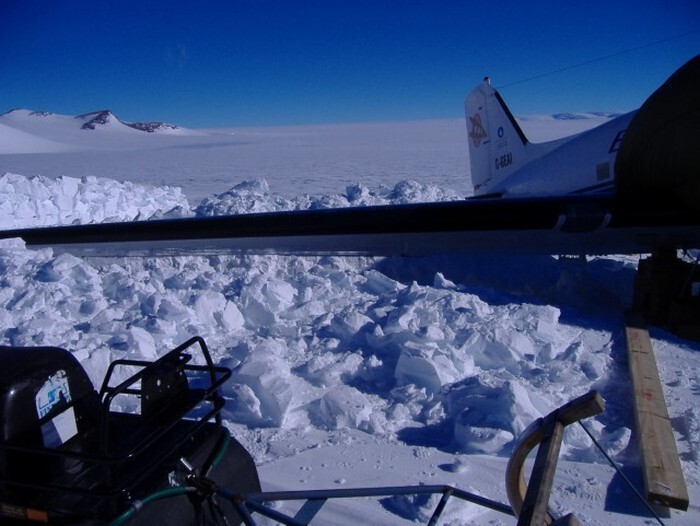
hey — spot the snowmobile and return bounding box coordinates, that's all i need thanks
[0,337,260,525]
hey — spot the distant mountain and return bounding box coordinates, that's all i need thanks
[75,109,180,133]
[552,112,623,121]
[0,108,204,154]
[75,110,120,130]
[125,121,180,133]
[1,108,182,133]
[1,108,49,118]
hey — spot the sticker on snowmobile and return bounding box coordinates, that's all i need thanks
[41,407,78,448]
[36,370,72,418]
[36,370,78,447]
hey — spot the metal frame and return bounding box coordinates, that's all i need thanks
[0,336,231,517]
[217,484,515,526]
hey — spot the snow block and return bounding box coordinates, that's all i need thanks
[445,377,542,454]
[228,353,292,427]
[127,326,157,360]
[394,342,460,395]
[314,385,372,430]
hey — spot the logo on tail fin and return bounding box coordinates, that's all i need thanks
[468,113,488,148]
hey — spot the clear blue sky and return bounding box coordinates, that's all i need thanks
[1,0,698,127]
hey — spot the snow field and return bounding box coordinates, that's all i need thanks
[0,172,698,524]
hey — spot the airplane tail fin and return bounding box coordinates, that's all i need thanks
[465,78,530,196]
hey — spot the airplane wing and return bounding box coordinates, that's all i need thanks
[1,194,698,257]
[2,56,697,259]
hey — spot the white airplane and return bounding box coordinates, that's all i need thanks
[464,54,699,209]
[465,78,634,199]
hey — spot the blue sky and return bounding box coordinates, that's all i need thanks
[1,1,698,127]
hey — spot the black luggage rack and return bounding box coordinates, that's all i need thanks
[0,336,232,522]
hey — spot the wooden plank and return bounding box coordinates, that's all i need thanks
[625,315,689,510]
[556,390,605,426]
[517,420,564,526]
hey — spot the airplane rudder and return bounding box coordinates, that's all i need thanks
[464,80,495,194]
[465,79,531,195]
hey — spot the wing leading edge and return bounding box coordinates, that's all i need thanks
[2,195,698,257]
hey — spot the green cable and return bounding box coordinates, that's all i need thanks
[208,431,232,474]
[109,487,196,526]
[110,431,232,524]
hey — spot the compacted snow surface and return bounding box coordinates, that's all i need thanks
[0,116,699,524]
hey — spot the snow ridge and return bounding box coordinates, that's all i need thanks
[0,172,190,228]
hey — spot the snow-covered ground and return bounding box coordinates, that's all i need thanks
[0,108,613,202]
[0,114,698,524]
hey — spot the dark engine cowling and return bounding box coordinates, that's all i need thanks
[615,54,700,211]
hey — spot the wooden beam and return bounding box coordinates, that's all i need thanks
[506,391,605,524]
[517,419,565,526]
[625,314,689,510]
